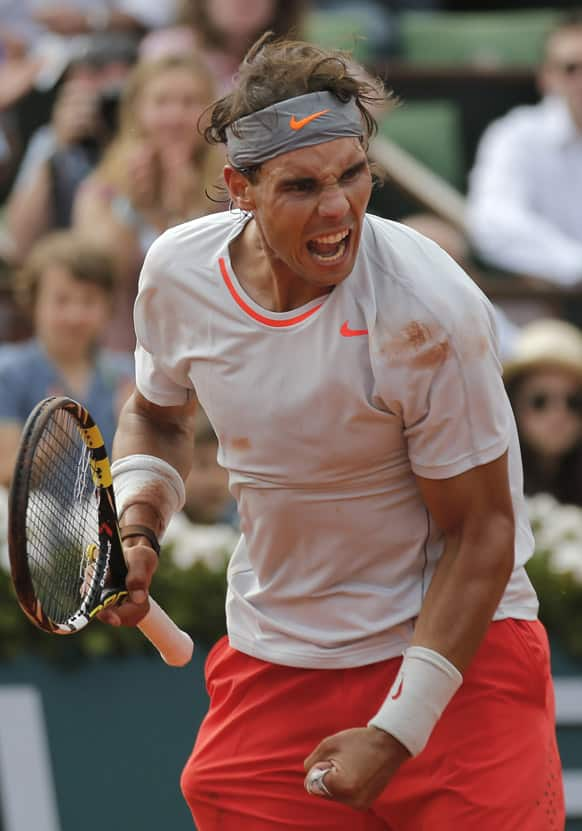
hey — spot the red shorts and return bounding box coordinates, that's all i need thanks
[181,619,564,830]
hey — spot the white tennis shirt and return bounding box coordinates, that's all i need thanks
[134,211,539,669]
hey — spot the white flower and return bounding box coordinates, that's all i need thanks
[164,512,238,571]
[526,493,582,586]
[534,505,582,550]
[526,492,560,526]
[549,542,582,583]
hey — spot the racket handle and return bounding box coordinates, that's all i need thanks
[138,597,194,667]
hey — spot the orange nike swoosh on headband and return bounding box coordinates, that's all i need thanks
[289,109,330,130]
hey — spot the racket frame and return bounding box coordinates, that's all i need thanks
[10,396,137,634]
[9,396,194,666]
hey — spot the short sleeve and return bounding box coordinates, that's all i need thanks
[369,235,511,480]
[133,235,196,407]
[403,318,510,479]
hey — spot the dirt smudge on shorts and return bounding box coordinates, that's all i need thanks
[232,436,251,451]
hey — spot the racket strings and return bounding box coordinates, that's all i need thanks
[25,409,102,623]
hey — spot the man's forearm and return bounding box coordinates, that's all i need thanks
[411,517,515,673]
[367,517,514,757]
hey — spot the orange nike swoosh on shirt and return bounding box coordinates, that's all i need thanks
[289,109,330,130]
[340,320,368,337]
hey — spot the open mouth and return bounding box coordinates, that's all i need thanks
[307,228,351,264]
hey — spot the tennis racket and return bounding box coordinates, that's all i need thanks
[8,396,194,667]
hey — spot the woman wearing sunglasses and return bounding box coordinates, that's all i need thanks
[504,317,582,507]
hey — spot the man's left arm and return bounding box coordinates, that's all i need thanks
[305,452,515,809]
[411,450,514,669]
[305,234,520,807]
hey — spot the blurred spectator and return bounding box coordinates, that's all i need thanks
[139,0,308,95]
[0,231,134,486]
[3,32,138,263]
[0,54,42,110]
[0,1,177,53]
[504,318,582,507]
[0,1,174,172]
[0,256,31,342]
[31,2,175,36]
[466,11,582,287]
[0,54,42,198]
[73,53,224,350]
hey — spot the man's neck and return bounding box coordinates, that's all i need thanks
[229,219,332,312]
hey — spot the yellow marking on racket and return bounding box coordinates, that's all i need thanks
[89,590,128,619]
[80,544,98,598]
[89,457,112,488]
[86,543,98,562]
[80,425,105,448]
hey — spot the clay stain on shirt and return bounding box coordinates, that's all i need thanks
[379,321,450,369]
[404,321,429,349]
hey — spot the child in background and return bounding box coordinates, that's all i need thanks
[0,231,133,486]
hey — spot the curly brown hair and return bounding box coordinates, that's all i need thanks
[202,33,387,162]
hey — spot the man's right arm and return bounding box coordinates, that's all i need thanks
[99,388,197,627]
[112,387,197,533]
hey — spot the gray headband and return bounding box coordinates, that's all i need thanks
[225,90,363,168]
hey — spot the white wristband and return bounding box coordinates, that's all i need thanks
[367,646,462,757]
[111,454,186,538]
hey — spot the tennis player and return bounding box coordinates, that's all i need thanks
[104,34,565,830]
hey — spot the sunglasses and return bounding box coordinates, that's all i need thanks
[525,391,582,414]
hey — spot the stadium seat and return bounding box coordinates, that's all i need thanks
[399,9,560,68]
[304,9,378,64]
[378,98,464,189]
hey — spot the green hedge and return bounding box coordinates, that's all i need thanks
[527,552,582,662]
[0,553,228,665]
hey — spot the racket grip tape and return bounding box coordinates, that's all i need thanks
[138,597,194,667]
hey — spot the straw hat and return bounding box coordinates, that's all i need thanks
[503,318,582,383]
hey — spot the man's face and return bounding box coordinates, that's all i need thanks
[541,25,582,126]
[238,137,372,290]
